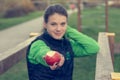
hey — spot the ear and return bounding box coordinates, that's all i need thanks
[43,22,47,29]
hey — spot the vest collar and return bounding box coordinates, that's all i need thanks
[42,31,65,47]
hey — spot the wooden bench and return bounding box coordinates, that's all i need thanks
[95,32,114,80]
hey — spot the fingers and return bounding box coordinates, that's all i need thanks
[49,54,65,70]
[49,62,59,70]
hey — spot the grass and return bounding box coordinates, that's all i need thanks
[1,54,119,80]
[68,7,120,42]
[0,6,120,80]
[114,54,120,72]
[0,58,28,80]
[69,6,120,80]
[0,11,43,30]
[73,55,97,80]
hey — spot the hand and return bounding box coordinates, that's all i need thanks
[49,54,65,70]
[57,54,65,67]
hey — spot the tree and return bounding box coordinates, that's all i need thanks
[2,0,36,18]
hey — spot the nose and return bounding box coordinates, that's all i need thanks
[56,25,61,31]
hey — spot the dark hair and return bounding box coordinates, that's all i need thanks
[44,4,68,23]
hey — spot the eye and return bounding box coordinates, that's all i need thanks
[51,22,57,26]
[61,22,66,26]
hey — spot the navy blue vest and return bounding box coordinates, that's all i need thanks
[26,32,74,80]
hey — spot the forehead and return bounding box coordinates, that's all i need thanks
[48,13,67,23]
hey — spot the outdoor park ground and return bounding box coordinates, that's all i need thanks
[0,6,120,80]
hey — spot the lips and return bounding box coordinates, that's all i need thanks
[54,33,62,36]
[51,32,64,39]
[56,33,61,36]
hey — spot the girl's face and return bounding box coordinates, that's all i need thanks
[44,13,67,40]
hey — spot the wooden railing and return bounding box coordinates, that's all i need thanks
[95,32,114,80]
[0,36,37,74]
[0,32,119,80]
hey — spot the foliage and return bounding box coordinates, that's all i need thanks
[0,0,36,18]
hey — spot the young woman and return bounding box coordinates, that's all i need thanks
[26,4,99,80]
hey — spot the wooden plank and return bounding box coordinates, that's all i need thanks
[106,33,115,36]
[29,32,40,37]
[0,36,37,75]
[95,32,114,80]
[111,72,120,80]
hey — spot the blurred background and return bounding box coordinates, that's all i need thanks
[0,0,120,80]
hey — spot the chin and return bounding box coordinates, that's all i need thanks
[55,37,62,40]
[52,34,64,40]
[54,36,63,40]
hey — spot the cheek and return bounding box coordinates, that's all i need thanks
[63,26,67,31]
[44,24,50,30]
[46,26,54,32]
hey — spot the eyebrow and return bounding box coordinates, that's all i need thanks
[50,22,57,25]
[61,22,66,25]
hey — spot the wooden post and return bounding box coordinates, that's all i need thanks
[105,0,109,32]
[77,0,82,32]
[106,33,115,65]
